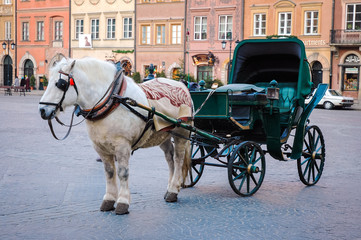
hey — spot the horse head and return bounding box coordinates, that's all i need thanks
[39,58,79,120]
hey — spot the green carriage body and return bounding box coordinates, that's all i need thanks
[191,38,326,160]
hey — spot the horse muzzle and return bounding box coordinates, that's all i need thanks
[39,105,56,120]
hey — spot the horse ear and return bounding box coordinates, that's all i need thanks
[70,60,76,70]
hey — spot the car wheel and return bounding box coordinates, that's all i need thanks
[323,101,334,110]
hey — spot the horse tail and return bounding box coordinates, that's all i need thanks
[182,138,191,182]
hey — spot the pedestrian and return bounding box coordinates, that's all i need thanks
[14,76,19,92]
[25,76,30,92]
[20,77,26,88]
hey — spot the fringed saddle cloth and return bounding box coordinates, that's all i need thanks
[140,78,193,131]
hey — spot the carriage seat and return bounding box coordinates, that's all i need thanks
[255,82,299,124]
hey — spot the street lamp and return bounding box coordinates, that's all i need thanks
[221,33,233,83]
[2,40,16,86]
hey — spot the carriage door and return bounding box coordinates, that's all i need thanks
[3,55,13,86]
[312,61,323,87]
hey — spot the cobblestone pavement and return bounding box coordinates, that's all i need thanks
[1,94,361,240]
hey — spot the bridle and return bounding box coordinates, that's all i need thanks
[39,70,80,140]
[39,71,79,112]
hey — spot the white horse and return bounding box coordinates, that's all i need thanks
[39,58,191,215]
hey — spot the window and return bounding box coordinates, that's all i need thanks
[75,19,84,39]
[123,17,132,39]
[22,22,29,41]
[156,24,165,44]
[304,11,318,35]
[343,54,360,91]
[55,21,63,40]
[346,4,361,30]
[194,16,207,40]
[141,25,150,44]
[254,13,266,36]
[197,65,213,81]
[278,12,292,35]
[37,21,44,41]
[219,15,233,40]
[4,0,11,4]
[171,24,181,44]
[107,18,116,39]
[5,21,11,40]
[91,19,99,39]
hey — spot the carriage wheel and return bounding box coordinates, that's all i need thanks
[297,125,325,186]
[183,143,205,188]
[228,141,266,196]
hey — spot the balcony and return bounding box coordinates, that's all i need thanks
[330,29,361,45]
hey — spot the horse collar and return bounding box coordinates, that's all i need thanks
[77,70,127,121]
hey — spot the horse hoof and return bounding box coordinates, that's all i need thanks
[115,203,129,215]
[164,191,178,202]
[100,200,115,212]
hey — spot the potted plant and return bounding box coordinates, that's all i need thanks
[30,75,36,90]
[43,75,48,90]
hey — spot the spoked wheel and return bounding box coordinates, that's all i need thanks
[228,141,266,196]
[183,142,206,188]
[297,125,325,186]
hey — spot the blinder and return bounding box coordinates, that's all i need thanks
[39,72,78,112]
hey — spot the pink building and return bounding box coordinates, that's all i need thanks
[136,0,186,80]
[17,0,70,89]
[185,0,244,84]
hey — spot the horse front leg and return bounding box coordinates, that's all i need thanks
[115,147,131,215]
[98,153,118,212]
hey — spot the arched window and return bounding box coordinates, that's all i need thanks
[312,61,323,87]
[3,55,13,86]
[24,59,34,80]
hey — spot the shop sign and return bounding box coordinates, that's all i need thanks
[345,67,359,74]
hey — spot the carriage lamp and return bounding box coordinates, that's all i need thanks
[267,80,280,100]
[199,80,206,90]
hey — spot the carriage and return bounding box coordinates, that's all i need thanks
[184,37,327,196]
[39,37,327,214]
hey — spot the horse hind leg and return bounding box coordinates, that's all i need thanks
[164,133,190,203]
[160,138,175,191]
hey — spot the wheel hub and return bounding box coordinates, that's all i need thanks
[312,151,316,160]
[247,164,259,174]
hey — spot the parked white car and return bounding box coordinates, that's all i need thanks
[305,89,354,110]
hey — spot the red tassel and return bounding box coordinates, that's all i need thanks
[70,78,75,86]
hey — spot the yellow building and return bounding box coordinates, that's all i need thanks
[71,0,135,75]
[245,0,332,87]
[0,0,16,86]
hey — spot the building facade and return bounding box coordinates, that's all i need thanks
[71,0,135,76]
[1,0,15,86]
[185,0,244,84]
[330,0,361,101]
[136,0,185,80]
[244,0,333,88]
[16,0,70,89]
